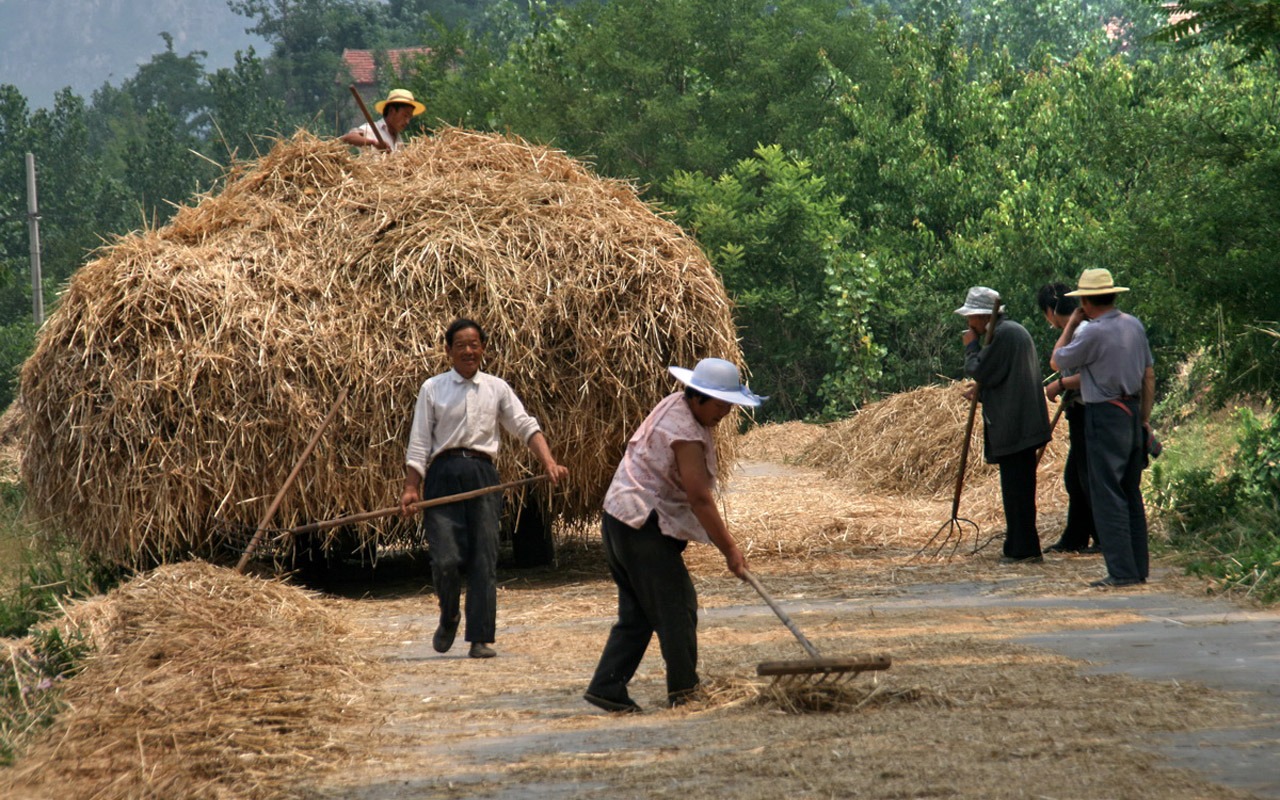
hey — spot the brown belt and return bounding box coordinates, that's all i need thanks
[435,447,493,463]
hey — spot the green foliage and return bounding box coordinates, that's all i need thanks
[666,145,881,419]
[886,0,1167,65]
[1151,406,1280,601]
[0,320,35,410]
[1144,0,1280,69]
[0,625,89,766]
[426,0,888,186]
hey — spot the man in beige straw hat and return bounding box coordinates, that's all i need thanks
[1050,269,1155,588]
[340,88,425,152]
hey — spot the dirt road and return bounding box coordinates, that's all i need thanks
[310,460,1278,800]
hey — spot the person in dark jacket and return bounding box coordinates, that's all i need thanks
[956,287,1052,563]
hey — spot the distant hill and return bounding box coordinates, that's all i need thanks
[0,0,265,110]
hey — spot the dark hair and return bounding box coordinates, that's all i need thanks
[445,318,485,347]
[1036,283,1078,316]
[684,385,714,403]
[383,102,413,115]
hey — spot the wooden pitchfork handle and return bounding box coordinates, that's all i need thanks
[278,474,549,538]
[949,298,1002,516]
[349,84,388,150]
[743,569,822,660]
[236,385,350,573]
[1036,402,1066,465]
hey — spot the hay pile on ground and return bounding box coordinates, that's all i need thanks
[19,129,740,567]
[792,383,1064,498]
[0,561,377,800]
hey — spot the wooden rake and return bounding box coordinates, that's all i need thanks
[912,299,1002,562]
[744,570,890,686]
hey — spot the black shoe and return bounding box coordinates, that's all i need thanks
[468,642,496,659]
[433,614,460,653]
[1089,576,1143,588]
[1000,555,1044,564]
[584,692,642,714]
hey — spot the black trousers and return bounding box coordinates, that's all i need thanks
[421,454,502,644]
[995,445,1041,559]
[1058,403,1098,549]
[1085,400,1149,582]
[587,511,699,703]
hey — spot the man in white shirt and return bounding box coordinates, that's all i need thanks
[400,319,568,658]
[340,88,424,152]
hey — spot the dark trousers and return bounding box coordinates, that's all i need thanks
[1058,403,1098,549]
[995,446,1041,559]
[421,454,502,643]
[1085,400,1149,582]
[588,512,700,703]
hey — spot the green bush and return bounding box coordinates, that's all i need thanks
[1151,406,1280,602]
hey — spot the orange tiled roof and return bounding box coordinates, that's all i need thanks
[340,47,432,84]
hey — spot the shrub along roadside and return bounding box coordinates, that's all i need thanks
[1150,404,1280,602]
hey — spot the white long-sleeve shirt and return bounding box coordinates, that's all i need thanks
[404,369,542,478]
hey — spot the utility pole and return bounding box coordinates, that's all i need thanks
[25,153,44,326]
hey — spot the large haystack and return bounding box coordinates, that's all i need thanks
[19,129,740,567]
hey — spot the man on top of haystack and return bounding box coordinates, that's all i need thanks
[340,88,424,152]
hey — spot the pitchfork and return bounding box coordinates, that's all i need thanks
[744,570,890,686]
[911,298,1002,562]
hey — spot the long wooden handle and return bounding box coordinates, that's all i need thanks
[348,85,387,149]
[279,474,549,537]
[743,569,822,659]
[236,386,350,572]
[1037,402,1066,465]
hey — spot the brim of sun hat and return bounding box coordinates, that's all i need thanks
[375,97,427,116]
[954,303,997,316]
[668,366,765,407]
[1064,285,1129,297]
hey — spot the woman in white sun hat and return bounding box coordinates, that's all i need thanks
[340,88,425,152]
[585,358,764,714]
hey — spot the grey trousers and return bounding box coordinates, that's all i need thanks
[588,511,700,703]
[1085,400,1149,582]
[421,454,502,643]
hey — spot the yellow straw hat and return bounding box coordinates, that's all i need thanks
[1064,268,1129,297]
[374,88,426,116]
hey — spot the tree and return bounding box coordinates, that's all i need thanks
[421,0,889,186]
[1145,0,1280,70]
[666,145,882,419]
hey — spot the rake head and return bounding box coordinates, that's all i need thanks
[910,516,981,562]
[756,654,891,687]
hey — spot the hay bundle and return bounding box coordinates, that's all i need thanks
[797,383,1036,497]
[19,129,740,566]
[0,561,374,799]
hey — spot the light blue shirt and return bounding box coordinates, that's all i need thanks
[1054,309,1153,403]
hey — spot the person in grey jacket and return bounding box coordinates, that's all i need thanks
[956,287,1052,563]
